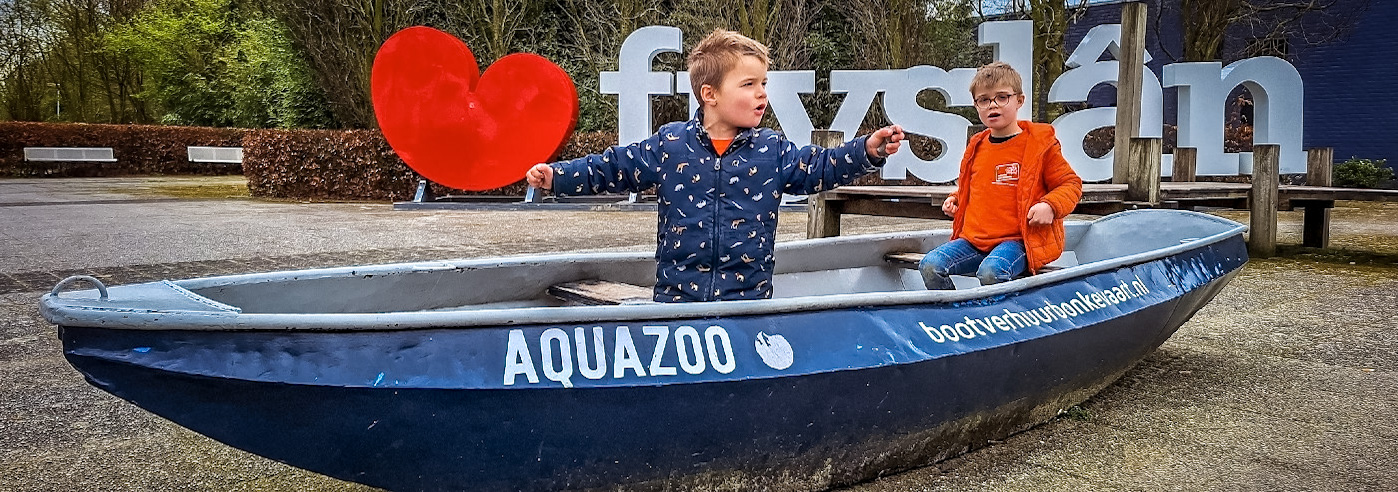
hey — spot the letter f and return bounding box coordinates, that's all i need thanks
[600,26,683,145]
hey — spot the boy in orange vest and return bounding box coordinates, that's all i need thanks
[920,62,1083,289]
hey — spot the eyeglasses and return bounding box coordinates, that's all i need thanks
[974,92,1020,109]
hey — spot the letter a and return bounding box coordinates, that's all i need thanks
[504,330,539,385]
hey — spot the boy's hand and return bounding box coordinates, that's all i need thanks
[1027,202,1055,226]
[941,195,958,216]
[526,163,554,190]
[866,124,906,159]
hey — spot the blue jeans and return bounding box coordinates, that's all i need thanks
[918,239,1027,290]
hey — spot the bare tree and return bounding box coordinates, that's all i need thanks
[1031,0,1091,121]
[45,0,105,122]
[559,0,662,73]
[1171,0,1369,62]
[468,0,545,63]
[923,0,986,70]
[727,0,824,70]
[841,0,931,69]
[655,0,824,71]
[1178,0,1241,61]
[408,0,548,62]
[971,0,1087,121]
[0,0,51,120]
[267,0,564,128]
[557,0,663,130]
[11,0,150,123]
[268,0,414,129]
[92,0,149,122]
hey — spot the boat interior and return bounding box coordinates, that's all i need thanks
[160,210,1238,315]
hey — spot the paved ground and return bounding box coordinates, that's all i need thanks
[1,176,1395,491]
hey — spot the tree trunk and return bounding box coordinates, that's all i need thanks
[1181,0,1241,61]
[1029,0,1073,122]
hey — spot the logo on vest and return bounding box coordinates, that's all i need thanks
[995,162,1020,186]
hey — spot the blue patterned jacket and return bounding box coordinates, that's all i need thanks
[550,114,883,302]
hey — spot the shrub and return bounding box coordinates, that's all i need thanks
[241,129,418,200]
[1333,157,1394,189]
[240,129,618,200]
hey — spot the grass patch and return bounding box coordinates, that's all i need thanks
[124,183,251,199]
[1057,405,1094,422]
[1276,244,1398,267]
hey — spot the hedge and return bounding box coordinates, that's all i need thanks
[0,122,246,177]
[241,129,617,200]
[2,121,1263,198]
[241,129,414,200]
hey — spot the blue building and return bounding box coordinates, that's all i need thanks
[1064,0,1394,169]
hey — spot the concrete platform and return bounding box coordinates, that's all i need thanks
[1,176,1395,491]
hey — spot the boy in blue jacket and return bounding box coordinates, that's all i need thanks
[527,29,904,302]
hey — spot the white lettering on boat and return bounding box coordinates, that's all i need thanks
[674,325,706,374]
[504,325,737,386]
[504,330,539,385]
[540,328,574,387]
[643,326,678,376]
[919,275,1151,344]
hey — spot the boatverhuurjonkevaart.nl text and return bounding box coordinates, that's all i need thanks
[920,276,1150,344]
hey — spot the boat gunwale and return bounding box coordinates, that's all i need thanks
[41,210,1247,332]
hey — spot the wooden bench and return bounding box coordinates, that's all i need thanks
[884,252,928,269]
[884,251,1074,273]
[23,147,116,162]
[187,146,243,163]
[548,280,654,305]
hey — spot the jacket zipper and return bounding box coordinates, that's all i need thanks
[707,134,727,301]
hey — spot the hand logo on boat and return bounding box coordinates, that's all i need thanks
[755,332,794,370]
[371,27,579,191]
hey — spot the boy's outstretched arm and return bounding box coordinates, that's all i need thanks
[528,134,664,196]
[865,125,906,159]
[526,163,554,190]
[781,125,904,194]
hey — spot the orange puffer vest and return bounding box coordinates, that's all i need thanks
[950,121,1084,273]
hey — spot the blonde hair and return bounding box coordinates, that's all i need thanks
[687,29,770,96]
[970,61,1023,95]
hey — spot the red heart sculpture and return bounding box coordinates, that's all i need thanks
[371,27,578,191]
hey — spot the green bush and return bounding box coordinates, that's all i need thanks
[1333,158,1394,189]
[102,0,336,129]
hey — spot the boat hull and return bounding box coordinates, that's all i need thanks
[59,234,1246,491]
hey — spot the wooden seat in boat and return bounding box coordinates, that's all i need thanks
[548,280,655,305]
[884,252,927,269]
[883,252,1072,273]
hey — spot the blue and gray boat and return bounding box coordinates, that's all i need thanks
[41,209,1247,491]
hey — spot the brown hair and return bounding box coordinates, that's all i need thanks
[969,61,1023,95]
[687,29,770,96]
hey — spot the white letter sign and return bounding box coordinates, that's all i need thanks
[605,20,1306,180]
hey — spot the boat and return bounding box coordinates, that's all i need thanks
[41,209,1247,491]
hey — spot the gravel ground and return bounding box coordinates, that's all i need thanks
[1,176,1394,491]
